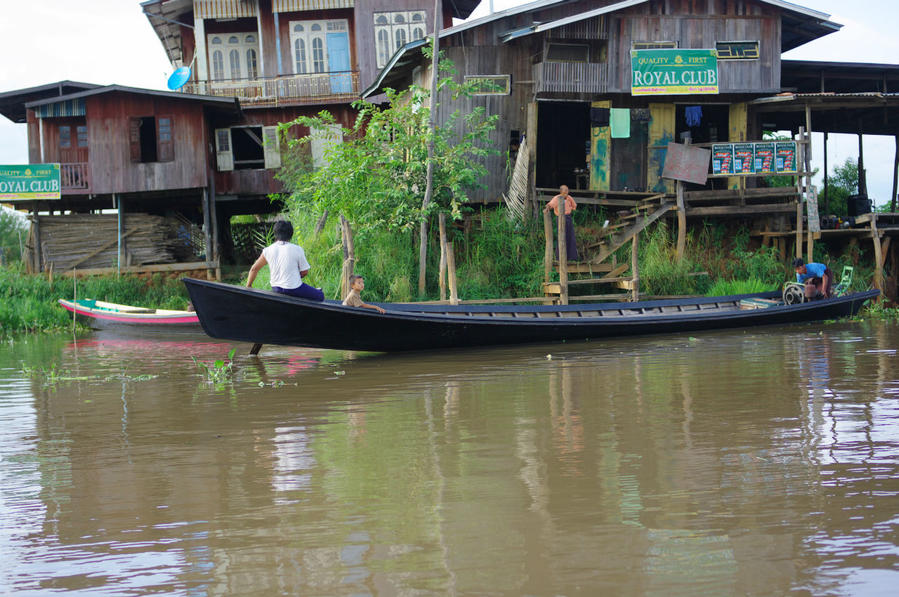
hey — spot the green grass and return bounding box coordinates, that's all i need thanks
[0,263,191,338]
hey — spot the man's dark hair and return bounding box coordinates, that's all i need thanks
[273,220,293,242]
[792,257,805,269]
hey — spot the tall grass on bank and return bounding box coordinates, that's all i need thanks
[0,264,190,337]
[278,207,546,302]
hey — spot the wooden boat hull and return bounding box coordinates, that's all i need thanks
[182,278,878,352]
[58,298,200,330]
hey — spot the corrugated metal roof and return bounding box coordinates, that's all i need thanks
[193,0,257,19]
[272,0,353,11]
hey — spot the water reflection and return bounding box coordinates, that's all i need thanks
[0,323,896,595]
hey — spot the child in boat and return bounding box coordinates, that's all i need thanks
[246,220,324,301]
[793,257,833,300]
[342,275,386,313]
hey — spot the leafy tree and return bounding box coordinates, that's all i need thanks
[0,207,27,263]
[820,158,859,217]
[274,47,499,283]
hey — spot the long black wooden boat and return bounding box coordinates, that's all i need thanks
[183,278,878,352]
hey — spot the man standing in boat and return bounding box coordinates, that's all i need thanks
[792,257,833,300]
[246,220,324,301]
[543,185,579,262]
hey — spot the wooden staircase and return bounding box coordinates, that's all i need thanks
[542,192,675,302]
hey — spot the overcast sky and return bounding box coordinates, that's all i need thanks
[2,0,899,206]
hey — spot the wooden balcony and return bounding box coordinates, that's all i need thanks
[182,71,360,106]
[60,162,89,193]
[535,62,609,94]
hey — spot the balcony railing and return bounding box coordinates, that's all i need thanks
[182,71,359,105]
[535,62,609,94]
[61,162,89,192]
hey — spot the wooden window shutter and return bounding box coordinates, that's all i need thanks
[262,125,281,169]
[157,115,174,162]
[129,118,142,162]
[215,128,234,171]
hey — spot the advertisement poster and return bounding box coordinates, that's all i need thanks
[711,144,734,175]
[733,144,755,174]
[754,143,776,175]
[776,142,798,173]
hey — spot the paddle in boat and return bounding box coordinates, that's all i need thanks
[182,278,878,352]
[58,298,200,330]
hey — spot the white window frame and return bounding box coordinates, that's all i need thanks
[374,11,427,69]
[214,125,282,171]
[290,19,348,75]
[207,33,260,81]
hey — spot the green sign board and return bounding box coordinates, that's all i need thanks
[631,49,719,96]
[0,164,61,200]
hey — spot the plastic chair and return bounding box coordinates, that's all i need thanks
[833,266,853,297]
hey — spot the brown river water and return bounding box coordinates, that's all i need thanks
[0,321,897,596]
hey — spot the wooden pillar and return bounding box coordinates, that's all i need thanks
[872,216,883,294]
[675,179,686,262]
[31,205,41,273]
[823,131,829,214]
[631,231,640,302]
[543,209,553,284]
[194,18,208,93]
[339,216,355,299]
[438,213,448,302]
[858,123,867,197]
[557,205,568,306]
[202,188,213,281]
[527,102,538,216]
[116,193,123,275]
[892,135,899,212]
[446,237,459,306]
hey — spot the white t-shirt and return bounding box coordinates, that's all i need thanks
[262,241,310,289]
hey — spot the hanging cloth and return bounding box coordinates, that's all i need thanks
[685,106,703,127]
[610,108,631,138]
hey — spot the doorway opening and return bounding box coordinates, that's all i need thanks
[536,101,590,190]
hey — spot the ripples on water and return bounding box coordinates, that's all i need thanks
[0,322,897,595]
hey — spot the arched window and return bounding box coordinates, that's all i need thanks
[294,38,306,73]
[294,24,304,32]
[246,49,258,79]
[394,14,405,24]
[229,49,241,79]
[246,34,255,43]
[228,36,239,44]
[377,29,390,67]
[412,27,424,41]
[412,13,424,22]
[212,50,224,80]
[211,36,222,45]
[375,15,388,25]
[311,23,321,31]
[395,28,407,50]
[312,38,324,73]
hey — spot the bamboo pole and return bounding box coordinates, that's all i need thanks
[557,204,568,306]
[438,213,447,302]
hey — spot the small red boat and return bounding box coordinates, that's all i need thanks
[58,298,200,330]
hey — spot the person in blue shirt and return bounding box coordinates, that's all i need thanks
[792,258,833,300]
